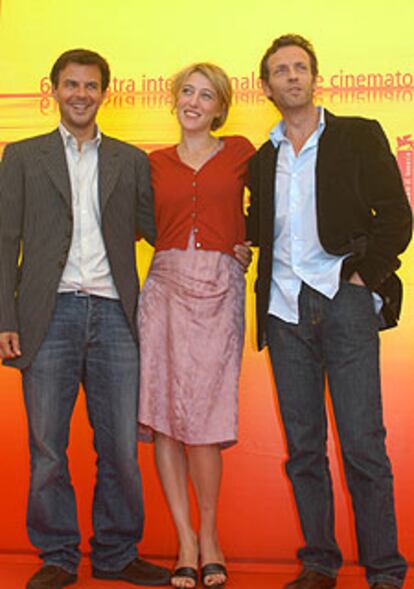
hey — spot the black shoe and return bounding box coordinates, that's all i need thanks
[92,557,171,586]
[27,565,77,589]
[284,569,336,589]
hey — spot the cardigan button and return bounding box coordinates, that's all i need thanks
[195,242,201,248]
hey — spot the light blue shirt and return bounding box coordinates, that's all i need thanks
[268,108,347,323]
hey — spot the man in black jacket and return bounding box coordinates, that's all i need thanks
[247,34,412,589]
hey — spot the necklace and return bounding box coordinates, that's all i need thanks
[177,138,223,171]
[177,137,221,158]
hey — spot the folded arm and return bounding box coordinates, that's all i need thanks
[353,120,412,290]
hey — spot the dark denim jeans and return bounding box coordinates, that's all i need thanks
[266,282,406,587]
[22,293,142,574]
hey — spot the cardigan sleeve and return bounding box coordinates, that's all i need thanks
[246,151,260,246]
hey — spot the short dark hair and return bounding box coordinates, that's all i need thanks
[50,49,110,91]
[260,34,318,82]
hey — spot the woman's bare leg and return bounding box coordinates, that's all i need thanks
[154,432,198,588]
[188,444,226,587]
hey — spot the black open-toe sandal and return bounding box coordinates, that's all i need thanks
[170,566,198,588]
[200,563,228,589]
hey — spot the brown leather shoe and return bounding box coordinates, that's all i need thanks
[92,556,171,586]
[370,584,399,589]
[26,565,77,589]
[284,569,336,589]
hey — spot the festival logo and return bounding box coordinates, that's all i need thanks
[396,134,414,207]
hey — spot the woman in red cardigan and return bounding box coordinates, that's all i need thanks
[138,63,254,589]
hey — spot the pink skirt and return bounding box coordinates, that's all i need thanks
[137,241,245,448]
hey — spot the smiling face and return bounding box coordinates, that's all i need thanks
[52,62,105,139]
[176,71,224,134]
[262,45,316,113]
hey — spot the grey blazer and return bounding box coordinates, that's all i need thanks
[0,129,156,369]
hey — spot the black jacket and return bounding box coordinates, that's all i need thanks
[247,111,412,349]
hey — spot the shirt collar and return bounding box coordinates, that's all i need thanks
[58,122,102,149]
[269,106,325,149]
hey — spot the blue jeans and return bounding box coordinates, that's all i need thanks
[266,282,406,587]
[22,293,143,574]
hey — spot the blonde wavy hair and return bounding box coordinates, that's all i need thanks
[171,62,232,131]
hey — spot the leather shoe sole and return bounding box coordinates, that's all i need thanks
[26,565,77,589]
[284,569,336,589]
[93,557,170,586]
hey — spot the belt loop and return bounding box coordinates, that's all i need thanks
[74,290,90,297]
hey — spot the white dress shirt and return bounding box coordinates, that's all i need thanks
[268,108,347,323]
[58,123,119,299]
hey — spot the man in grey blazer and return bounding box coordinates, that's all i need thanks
[0,49,169,589]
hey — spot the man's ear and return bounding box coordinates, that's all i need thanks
[99,88,108,105]
[262,80,272,99]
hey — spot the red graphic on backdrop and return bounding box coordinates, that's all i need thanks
[396,134,413,207]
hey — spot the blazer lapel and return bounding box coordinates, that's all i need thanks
[262,141,277,244]
[98,136,121,212]
[39,130,72,209]
[316,110,338,195]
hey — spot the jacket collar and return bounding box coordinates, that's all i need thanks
[38,129,121,212]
